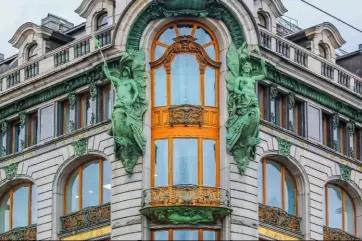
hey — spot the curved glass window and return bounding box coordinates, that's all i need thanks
[153,229,219,240]
[65,159,111,214]
[324,184,356,235]
[0,183,37,232]
[28,44,38,61]
[259,159,297,215]
[97,13,108,30]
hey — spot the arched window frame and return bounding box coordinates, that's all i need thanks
[63,158,111,214]
[324,183,357,235]
[150,21,221,188]
[318,43,329,60]
[0,182,36,231]
[27,44,38,62]
[259,158,299,215]
[257,11,269,30]
[96,12,108,31]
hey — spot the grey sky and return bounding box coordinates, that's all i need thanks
[0,0,361,59]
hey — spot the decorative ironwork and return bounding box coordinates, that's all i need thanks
[0,224,36,241]
[323,226,360,240]
[141,185,232,224]
[60,202,111,236]
[259,203,302,234]
[169,105,204,127]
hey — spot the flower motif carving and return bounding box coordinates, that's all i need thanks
[72,138,88,157]
[277,137,292,156]
[0,224,36,241]
[4,162,18,180]
[339,163,351,181]
[323,226,360,240]
[168,105,204,127]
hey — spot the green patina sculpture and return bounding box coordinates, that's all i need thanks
[4,162,18,180]
[277,137,292,157]
[102,50,147,176]
[226,43,267,174]
[72,138,88,157]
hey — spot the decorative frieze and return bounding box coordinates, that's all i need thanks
[259,203,302,234]
[4,162,18,180]
[72,138,88,157]
[169,105,204,127]
[323,226,360,240]
[332,113,340,130]
[89,81,97,101]
[0,224,36,241]
[19,112,26,129]
[60,202,110,236]
[69,91,76,110]
[1,120,7,133]
[277,137,292,156]
[339,163,352,181]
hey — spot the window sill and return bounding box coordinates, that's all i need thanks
[0,224,37,241]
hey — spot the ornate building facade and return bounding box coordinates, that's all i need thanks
[0,0,361,240]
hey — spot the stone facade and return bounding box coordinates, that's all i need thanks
[0,0,361,240]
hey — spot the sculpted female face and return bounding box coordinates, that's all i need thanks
[242,62,252,73]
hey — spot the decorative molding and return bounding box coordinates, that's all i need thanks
[289,121,294,132]
[19,112,26,129]
[259,203,302,234]
[277,137,292,156]
[270,85,279,100]
[61,226,111,241]
[332,113,340,130]
[140,185,232,224]
[69,121,75,132]
[347,121,355,136]
[168,105,204,127]
[89,81,97,101]
[288,93,295,109]
[69,91,76,110]
[126,0,245,50]
[258,227,299,241]
[60,203,110,237]
[90,113,96,125]
[339,163,352,181]
[1,120,7,133]
[0,224,36,241]
[4,162,18,180]
[1,146,6,157]
[333,140,338,151]
[72,138,88,157]
[323,226,360,241]
[270,112,276,124]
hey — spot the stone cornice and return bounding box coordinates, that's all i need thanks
[75,0,113,18]
[8,22,45,49]
[263,0,288,18]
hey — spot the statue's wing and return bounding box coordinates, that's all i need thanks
[132,51,147,101]
[226,43,239,91]
[130,121,147,154]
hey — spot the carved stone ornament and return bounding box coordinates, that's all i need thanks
[90,113,96,125]
[259,203,302,234]
[332,113,340,130]
[19,112,26,129]
[277,137,292,156]
[169,105,204,127]
[1,146,6,157]
[270,112,276,124]
[72,138,88,157]
[225,42,267,175]
[323,226,360,240]
[289,121,294,132]
[347,121,355,136]
[288,93,295,109]
[4,162,18,180]
[0,224,37,241]
[339,163,352,181]
[69,91,76,110]
[89,81,97,101]
[1,120,7,133]
[69,121,75,132]
[333,140,338,151]
[102,50,147,176]
[270,85,279,100]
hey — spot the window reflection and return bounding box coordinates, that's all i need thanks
[173,139,198,185]
[284,171,296,215]
[174,230,198,240]
[158,27,176,46]
[204,67,216,106]
[155,140,168,186]
[153,230,218,240]
[82,162,100,208]
[155,67,167,107]
[13,185,29,229]
[266,161,282,208]
[103,160,111,203]
[194,27,212,45]
[203,140,216,186]
[66,171,79,213]
[0,193,10,232]
[155,45,167,61]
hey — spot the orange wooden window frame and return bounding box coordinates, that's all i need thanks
[150,21,220,188]
[325,184,357,235]
[29,113,38,146]
[62,100,70,135]
[101,84,111,121]
[63,159,107,215]
[0,183,34,230]
[260,159,298,215]
[151,229,220,240]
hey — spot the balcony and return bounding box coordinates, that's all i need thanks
[0,224,36,241]
[59,202,110,238]
[259,203,303,238]
[259,28,362,98]
[140,185,232,224]
[323,226,361,241]
[0,25,114,93]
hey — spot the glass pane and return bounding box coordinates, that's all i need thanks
[63,101,70,135]
[15,124,21,153]
[307,105,321,142]
[203,231,217,240]
[0,192,10,232]
[13,185,29,229]
[103,160,111,203]
[328,185,343,229]
[155,45,167,61]
[178,24,193,36]
[66,170,79,213]
[173,139,198,185]
[82,161,100,208]
[158,27,176,45]
[194,27,212,45]
[32,117,38,145]
[40,105,54,140]
[258,161,263,203]
[203,140,216,186]
[345,193,355,235]
[266,161,282,209]
[204,67,216,106]
[155,140,168,187]
[154,67,167,107]
[174,230,198,240]
[103,88,112,121]
[205,44,216,60]
[31,185,37,224]
[154,231,168,240]
[275,96,282,127]
[86,96,92,126]
[171,54,200,105]
[284,170,296,215]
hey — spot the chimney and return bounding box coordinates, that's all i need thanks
[0,53,4,62]
[359,44,362,50]
[41,14,74,33]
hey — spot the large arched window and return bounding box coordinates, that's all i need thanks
[151,21,220,188]
[324,184,356,235]
[0,183,37,232]
[258,159,298,215]
[64,159,111,214]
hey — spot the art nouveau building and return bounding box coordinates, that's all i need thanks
[0,0,361,240]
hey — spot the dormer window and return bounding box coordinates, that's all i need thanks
[96,13,108,31]
[28,44,38,61]
[319,44,327,59]
[258,12,268,29]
